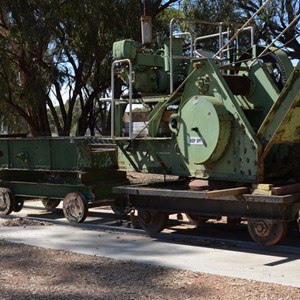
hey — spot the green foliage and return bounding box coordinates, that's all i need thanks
[0,0,180,136]
[182,0,238,23]
[154,7,184,42]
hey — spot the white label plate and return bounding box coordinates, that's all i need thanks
[188,136,204,145]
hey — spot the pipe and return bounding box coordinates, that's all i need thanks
[111,59,133,139]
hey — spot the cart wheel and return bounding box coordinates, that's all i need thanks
[137,210,168,235]
[111,199,132,216]
[0,188,15,216]
[63,193,88,223]
[14,198,24,212]
[42,199,61,211]
[247,219,288,246]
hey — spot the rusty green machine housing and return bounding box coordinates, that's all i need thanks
[0,137,127,222]
[113,40,298,183]
[111,18,300,246]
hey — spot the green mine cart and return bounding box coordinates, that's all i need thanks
[0,137,127,223]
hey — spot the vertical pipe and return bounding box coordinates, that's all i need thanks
[218,23,223,68]
[169,18,176,94]
[250,27,254,47]
[141,16,152,45]
[110,62,116,138]
[143,0,146,15]
[128,60,133,139]
[111,59,133,139]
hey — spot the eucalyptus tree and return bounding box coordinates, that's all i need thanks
[0,0,179,136]
[0,0,56,135]
[0,0,133,136]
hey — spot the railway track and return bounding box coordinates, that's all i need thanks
[1,200,300,256]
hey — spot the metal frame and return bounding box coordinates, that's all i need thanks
[169,18,255,93]
[113,184,300,221]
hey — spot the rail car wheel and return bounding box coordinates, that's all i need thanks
[42,199,61,211]
[247,219,288,246]
[111,198,131,216]
[237,46,293,91]
[63,193,88,223]
[0,188,15,216]
[14,198,24,212]
[186,214,209,225]
[137,210,168,235]
[111,204,131,216]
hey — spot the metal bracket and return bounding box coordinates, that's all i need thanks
[195,75,210,94]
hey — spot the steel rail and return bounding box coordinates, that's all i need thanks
[2,213,300,256]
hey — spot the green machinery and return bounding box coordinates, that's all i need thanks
[0,137,127,222]
[111,17,300,246]
[0,14,299,246]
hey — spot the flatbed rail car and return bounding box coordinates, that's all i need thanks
[114,181,300,246]
[0,137,127,223]
[110,15,300,246]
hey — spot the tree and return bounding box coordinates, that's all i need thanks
[0,1,56,136]
[180,0,300,59]
[235,0,300,59]
[0,0,180,136]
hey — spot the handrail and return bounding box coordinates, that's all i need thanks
[169,18,176,94]
[194,26,254,62]
[169,18,255,90]
[111,59,133,139]
[249,13,300,68]
[213,0,272,58]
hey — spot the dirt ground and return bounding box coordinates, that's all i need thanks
[0,218,299,300]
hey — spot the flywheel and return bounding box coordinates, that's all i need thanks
[176,95,232,164]
[237,46,294,91]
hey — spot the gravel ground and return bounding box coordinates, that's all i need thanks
[1,172,300,299]
[0,218,299,300]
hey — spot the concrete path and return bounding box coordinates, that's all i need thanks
[0,224,299,288]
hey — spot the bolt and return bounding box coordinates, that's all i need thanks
[193,62,202,69]
[255,221,269,236]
